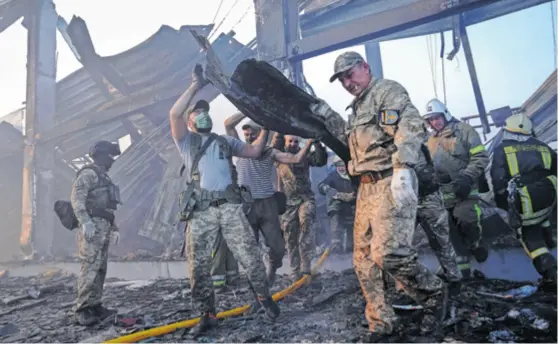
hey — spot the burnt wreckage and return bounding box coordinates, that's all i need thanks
[0,0,556,342]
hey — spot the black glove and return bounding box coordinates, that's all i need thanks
[192,64,208,85]
[452,174,473,199]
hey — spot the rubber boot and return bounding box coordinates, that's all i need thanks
[189,312,218,338]
[542,226,557,249]
[75,308,99,326]
[541,268,557,293]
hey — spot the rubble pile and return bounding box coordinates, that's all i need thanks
[0,269,555,343]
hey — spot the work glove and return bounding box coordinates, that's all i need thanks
[81,221,96,240]
[192,64,208,86]
[452,174,473,199]
[111,231,120,246]
[390,168,418,209]
[333,192,355,203]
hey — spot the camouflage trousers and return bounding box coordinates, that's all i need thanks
[211,232,239,287]
[417,191,462,282]
[354,176,443,334]
[282,200,316,276]
[74,217,113,313]
[187,203,270,313]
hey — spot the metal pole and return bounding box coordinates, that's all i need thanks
[20,0,58,258]
[364,41,384,79]
[459,14,490,134]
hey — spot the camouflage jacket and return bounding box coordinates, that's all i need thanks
[276,142,328,206]
[70,165,117,228]
[426,120,488,207]
[322,77,426,175]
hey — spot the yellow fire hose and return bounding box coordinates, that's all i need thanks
[105,248,330,343]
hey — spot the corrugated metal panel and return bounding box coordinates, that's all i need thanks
[54,24,214,125]
[53,25,252,160]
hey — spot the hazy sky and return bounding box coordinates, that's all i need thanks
[0,0,556,143]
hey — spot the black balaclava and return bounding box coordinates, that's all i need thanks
[90,141,121,171]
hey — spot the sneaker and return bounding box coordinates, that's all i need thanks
[75,308,99,326]
[189,312,218,338]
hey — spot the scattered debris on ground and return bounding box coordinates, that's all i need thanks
[0,269,555,343]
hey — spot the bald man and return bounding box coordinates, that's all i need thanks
[273,133,328,280]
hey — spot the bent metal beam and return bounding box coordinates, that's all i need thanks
[286,0,505,62]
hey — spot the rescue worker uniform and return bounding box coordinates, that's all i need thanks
[311,51,446,337]
[173,90,279,335]
[423,99,490,279]
[71,141,121,326]
[275,134,328,280]
[490,113,557,286]
[317,156,356,254]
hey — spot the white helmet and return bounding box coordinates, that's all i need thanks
[504,113,533,135]
[423,98,453,122]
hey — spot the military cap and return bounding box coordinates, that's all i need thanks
[329,51,365,83]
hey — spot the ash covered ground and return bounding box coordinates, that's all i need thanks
[0,268,555,343]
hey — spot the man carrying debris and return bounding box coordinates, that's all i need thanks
[71,140,121,326]
[309,51,447,340]
[422,99,490,279]
[273,133,328,281]
[223,114,317,286]
[170,65,280,336]
[317,155,356,254]
[490,113,557,289]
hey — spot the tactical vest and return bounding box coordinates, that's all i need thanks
[78,164,121,213]
[178,133,252,221]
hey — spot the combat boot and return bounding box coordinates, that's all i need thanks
[92,305,117,319]
[420,285,449,333]
[189,312,218,338]
[75,308,99,326]
[258,296,280,320]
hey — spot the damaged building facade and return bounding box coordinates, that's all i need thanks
[0,0,556,263]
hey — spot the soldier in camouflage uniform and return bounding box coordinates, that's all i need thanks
[71,141,122,326]
[310,51,447,339]
[317,155,356,254]
[273,133,328,280]
[423,99,490,279]
[169,65,280,336]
